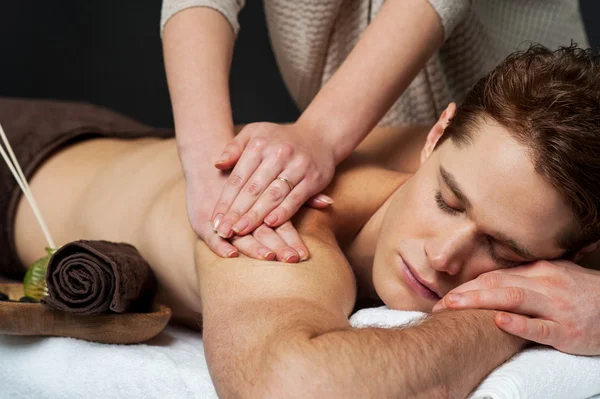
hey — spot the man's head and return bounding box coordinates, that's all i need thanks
[373,45,600,312]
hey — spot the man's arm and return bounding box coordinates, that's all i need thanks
[197,223,526,398]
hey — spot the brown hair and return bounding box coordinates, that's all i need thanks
[439,44,600,252]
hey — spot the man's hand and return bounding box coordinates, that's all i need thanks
[433,260,600,355]
[210,121,336,240]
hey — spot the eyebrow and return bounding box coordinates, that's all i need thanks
[439,166,536,260]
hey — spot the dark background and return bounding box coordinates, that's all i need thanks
[0,0,598,129]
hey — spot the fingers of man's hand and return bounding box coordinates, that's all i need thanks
[438,271,536,298]
[494,312,562,347]
[432,287,551,317]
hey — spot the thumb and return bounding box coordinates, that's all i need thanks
[305,193,334,209]
[214,135,249,170]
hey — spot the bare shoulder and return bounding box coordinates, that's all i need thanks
[304,154,411,247]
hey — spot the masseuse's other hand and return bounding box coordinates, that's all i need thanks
[184,162,239,258]
[229,221,310,263]
[432,259,600,355]
[210,121,336,239]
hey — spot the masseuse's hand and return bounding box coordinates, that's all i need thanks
[184,153,307,262]
[210,121,336,239]
[229,220,310,263]
[184,160,238,258]
[432,260,600,355]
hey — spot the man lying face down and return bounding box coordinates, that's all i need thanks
[9,45,600,397]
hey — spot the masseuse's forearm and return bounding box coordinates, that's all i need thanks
[299,0,444,164]
[162,7,235,169]
[273,310,525,398]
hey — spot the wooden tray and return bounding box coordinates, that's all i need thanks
[0,283,172,344]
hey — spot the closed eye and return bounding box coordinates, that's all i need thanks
[434,190,461,215]
[485,237,523,268]
[435,190,523,268]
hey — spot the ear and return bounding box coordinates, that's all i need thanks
[572,241,599,263]
[420,103,456,165]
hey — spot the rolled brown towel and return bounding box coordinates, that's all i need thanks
[41,240,157,315]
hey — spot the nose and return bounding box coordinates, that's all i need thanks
[425,224,476,276]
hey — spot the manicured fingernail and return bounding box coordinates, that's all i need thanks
[498,313,512,324]
[296,248,308,261]
[260,249,276,260]
[432,303,442,312]
[226,250,238,258]
[315,194,334,205]
[213,214,224,231]
[448,294,462,305]
[232,218,250,234]
[265,214,278,226]
[218,221,233,238]
[284,251,299,263]
[214,153,230,165]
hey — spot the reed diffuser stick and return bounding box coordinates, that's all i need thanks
[0,123,56,249]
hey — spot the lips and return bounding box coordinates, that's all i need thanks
[398,255,441,300]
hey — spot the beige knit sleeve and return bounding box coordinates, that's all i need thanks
[426,0,471,39]
[160,0,246,36]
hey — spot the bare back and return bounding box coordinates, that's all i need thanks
[13,125,428,326]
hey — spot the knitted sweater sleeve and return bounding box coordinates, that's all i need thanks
[426,0,471,39]
[160,0,246,36]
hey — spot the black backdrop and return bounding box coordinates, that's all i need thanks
[0,1,598,128]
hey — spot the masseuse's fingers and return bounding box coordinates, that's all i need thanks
[214,131,250,171]
[305,193,335,209]
[263,180,314,228]
[229,234,276,261]
[252,224,300,263]
[494,312,562,347]
[231,169,304,236]
[432,287,552,317]
[211,136,268,234]
[273,221,309,261]
[217,160,287,237]
[198,221,238,258]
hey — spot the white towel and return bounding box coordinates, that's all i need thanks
[0,327,219,399]
[350,306,600,399]
[1,307,599,399]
